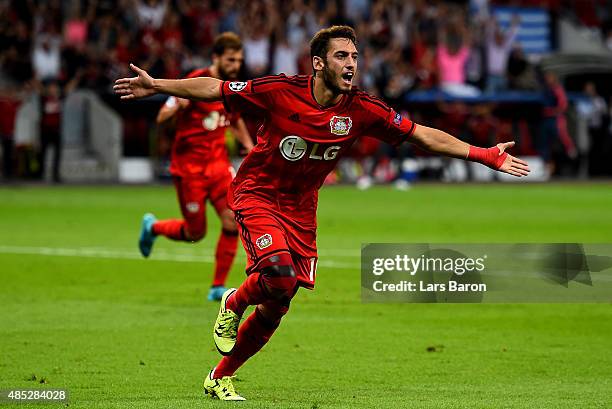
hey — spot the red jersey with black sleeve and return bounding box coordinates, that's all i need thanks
[220,74,416,219]
[169,68,239,177]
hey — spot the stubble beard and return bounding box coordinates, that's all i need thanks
[219,67,234,81]
[322,65,349,95]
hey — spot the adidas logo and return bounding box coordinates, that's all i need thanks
[288,113,300,123]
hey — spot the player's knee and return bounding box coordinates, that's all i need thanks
[183,224,206,242]
[260,267,297,299]
[259,254,297,300]
[220,211,237,232]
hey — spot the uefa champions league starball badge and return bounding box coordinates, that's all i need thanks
[228,82,247,92]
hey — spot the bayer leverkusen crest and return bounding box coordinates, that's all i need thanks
[255,234,272,250]
[329,116,352,136]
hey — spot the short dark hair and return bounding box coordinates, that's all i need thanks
[310,25,357,65]
[212,32,243,56]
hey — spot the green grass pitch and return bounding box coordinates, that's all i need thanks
[1,183,611,408]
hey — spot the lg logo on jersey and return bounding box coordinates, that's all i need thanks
[279,136,340,162]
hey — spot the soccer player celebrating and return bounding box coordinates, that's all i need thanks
[138,32,254,302]
[115,26,530,401]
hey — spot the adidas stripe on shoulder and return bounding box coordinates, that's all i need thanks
[355,91,392,115]
[252,74,309,92]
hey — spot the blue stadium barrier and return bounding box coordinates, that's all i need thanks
[404,90,589,104]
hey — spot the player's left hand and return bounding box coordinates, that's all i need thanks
[496,142,530,177]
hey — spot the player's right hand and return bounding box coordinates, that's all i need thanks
[113,64,156,100]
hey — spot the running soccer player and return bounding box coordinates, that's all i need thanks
[115,26,530,401]
[138,32,254,302]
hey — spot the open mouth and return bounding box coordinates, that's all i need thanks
[341,72,354,85]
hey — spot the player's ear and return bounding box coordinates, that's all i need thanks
[312,55,324,72]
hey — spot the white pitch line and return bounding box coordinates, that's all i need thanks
[0,245,357,269]
[315,249,360,257]
[38,245,360,258]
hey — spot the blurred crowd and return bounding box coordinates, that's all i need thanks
[4,0,608,95]
[1,0,612,182]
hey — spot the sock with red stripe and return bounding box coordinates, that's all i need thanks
[212,229,238,287]
[152,219,185,241]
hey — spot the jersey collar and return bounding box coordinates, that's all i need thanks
[309,75,346,111]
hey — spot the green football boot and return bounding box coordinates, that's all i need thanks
[213,288,240,356]
[203,370,245,401]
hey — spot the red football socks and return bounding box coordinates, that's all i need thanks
[152,219,185,240]
[226,273,264,316]
[213,307,280,378]
[212,229,238,287]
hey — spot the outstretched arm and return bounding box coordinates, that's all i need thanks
[114,64,222,101]
[411,124,530,177]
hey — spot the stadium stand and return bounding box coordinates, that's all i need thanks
[1,0,611,183]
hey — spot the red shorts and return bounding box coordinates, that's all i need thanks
[232,204,318,289]
[173,161,234,227]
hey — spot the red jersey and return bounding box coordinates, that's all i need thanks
[170,68,238,177]
[220,74,416,220]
